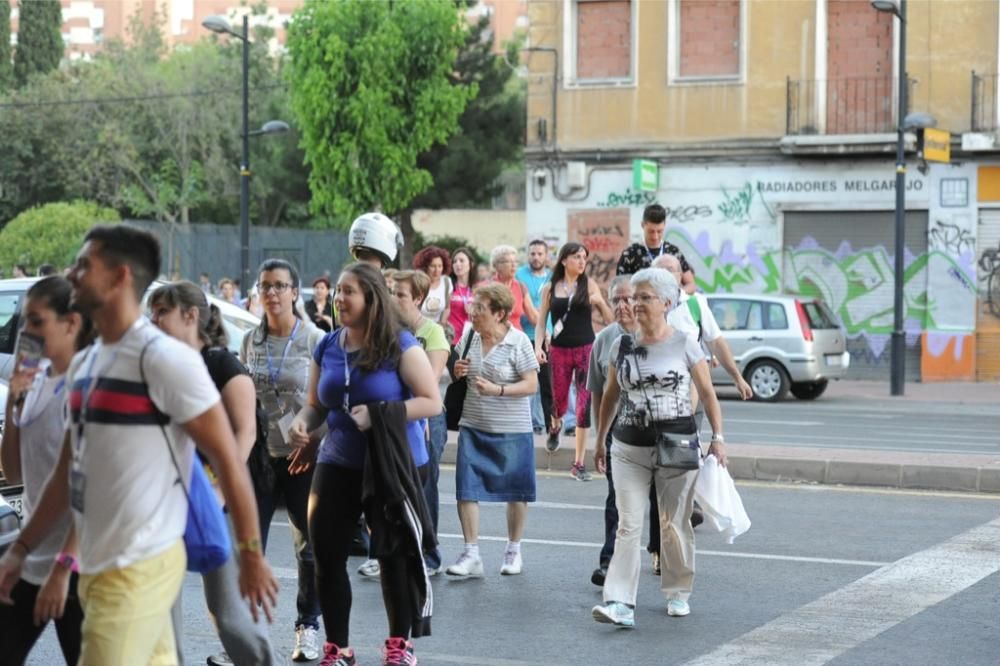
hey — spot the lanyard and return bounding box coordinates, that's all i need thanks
[265,319,302,390]
[14,369,66,430]
[645,242,666,264]
[339,330,352,413]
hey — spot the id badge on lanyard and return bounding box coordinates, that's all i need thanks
[266,319,302,413]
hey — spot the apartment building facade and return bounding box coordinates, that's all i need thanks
[525,0,1000,382]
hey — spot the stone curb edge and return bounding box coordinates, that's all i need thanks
[440,443,1000,495]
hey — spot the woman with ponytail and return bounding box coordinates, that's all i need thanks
[150,281,278,666]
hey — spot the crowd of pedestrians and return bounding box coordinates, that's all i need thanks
[0,202,751,665]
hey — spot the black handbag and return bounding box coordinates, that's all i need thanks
[444,330,475,431]
[629,338,701,471]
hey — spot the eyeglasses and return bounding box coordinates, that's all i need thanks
[468,302,491,312]
[611,296,634,306]
[259,282,293,294]
[633,294,661,304]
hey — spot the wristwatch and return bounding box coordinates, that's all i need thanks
[55,552,79,573]
[710,433,725,444]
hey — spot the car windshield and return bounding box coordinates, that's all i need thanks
[802,301,839,329]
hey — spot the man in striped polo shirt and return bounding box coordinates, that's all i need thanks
[0,225,278,665]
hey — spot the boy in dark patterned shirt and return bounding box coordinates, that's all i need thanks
[616,204,693,287]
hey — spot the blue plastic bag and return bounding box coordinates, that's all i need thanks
[183,458,231,573]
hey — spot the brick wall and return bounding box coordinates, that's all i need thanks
[679,0,740,78]
[576,0,632,80]
[826,0,895,133]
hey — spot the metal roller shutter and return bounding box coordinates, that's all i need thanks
[782,210,928,381]
[976,210,1000,381]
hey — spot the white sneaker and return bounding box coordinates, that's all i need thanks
[357,558,381,578]
[500,550,522,575]
[667,599,691,617]
[291,625,320,662]
[592,601,635,628]
[445,553,484,577]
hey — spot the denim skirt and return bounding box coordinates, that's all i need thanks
[455,426,536,502]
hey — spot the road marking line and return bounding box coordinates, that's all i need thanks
[734,431,997,447]
[727,418,825,426]
[739,438,996,455]
[681,516,1000,666]
[733,480,1000,501]
[436,533,887,567]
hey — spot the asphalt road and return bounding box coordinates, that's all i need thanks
[24,467,1000,666]
[713,390,1000,456]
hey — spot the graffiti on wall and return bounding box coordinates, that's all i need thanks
[567,209,630,289]
[717,182,777,225]
[929,219,975,257]
[980,242,1000,318]
[662,228,977,360]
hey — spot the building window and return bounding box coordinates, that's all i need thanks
[671,0,743,83]
[568,0,634,85]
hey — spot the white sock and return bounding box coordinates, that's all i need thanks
[463,543,480,559]
[506,541,521,555]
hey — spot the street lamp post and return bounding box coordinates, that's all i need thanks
[872,0,908,396]
[202,14,289,298]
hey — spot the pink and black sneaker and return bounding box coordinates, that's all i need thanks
[382,636,418,665]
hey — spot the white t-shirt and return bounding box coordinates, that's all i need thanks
[668,292,721,343]
[420,276,452,323]
[66,319,220,574]
[17,366,72,585]
[609,330,706,427]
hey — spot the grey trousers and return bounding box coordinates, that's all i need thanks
[171,544,277,665]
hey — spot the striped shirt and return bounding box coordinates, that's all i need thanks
[457,326,539,434]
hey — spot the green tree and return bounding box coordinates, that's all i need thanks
[285,0,475,265]
[0,201,120,270]
[13,0,64,88]
[0,0,12,91]
[413,14,525,211]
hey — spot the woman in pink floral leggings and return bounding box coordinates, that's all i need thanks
[535,242,613,481]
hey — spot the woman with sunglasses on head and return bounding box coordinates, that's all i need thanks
[240,259,326,663]
[0,276,92,665]
[289,262,441,666]
[149,281,278,666]
[590,268,725,629]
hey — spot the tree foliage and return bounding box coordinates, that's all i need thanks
[13,0,63,88]
[413,14,525,210]
[285,0,475,227]
[0,0,12,91]
[0,201,120,270]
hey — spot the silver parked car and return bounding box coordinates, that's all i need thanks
[705,294,850,402]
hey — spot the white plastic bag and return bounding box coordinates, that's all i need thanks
[694,454,751,544]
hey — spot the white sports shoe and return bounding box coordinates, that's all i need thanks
[357,558,381,578]
[500,551,523,575]
[292,625,320,662]
[445,552,484,577]
[592,602,635,628]
[667,599,691,617]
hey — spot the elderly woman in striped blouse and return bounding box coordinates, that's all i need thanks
[446,282,540,579]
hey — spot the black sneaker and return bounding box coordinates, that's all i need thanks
[546,432,560,452]
[651,551,661,576]
[591,567,607,587]
[206,652,233,666]
[691,507,704,528]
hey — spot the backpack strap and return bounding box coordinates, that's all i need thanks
[686,297,703,342]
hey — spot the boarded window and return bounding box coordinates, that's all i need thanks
[679,0,740,78]
[826,0,895,133]
[576,0,632,81]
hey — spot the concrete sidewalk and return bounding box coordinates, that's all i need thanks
[442,379,1000,495]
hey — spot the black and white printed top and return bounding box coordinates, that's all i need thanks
[609,331,705,430]
[615,242,690,276]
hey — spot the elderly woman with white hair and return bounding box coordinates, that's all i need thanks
[488,245,537,333]
[590,268,726,629]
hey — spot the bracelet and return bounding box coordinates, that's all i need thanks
[711,433,725,444]
[55,552,80,573]
[237,538,263,554]
[499,385,505,397]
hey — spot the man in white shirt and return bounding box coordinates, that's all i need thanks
[0,225,277,665]
[654,254,753,400]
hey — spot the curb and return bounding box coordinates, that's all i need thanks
[440,437,1000,496]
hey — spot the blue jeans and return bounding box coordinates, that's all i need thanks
[422,412,448,569]
[256,457,321,630]
[600,430,617,568]
[563,384,578,431]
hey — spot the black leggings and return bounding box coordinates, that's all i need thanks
[0,574,83,666]
[309,462,425,647]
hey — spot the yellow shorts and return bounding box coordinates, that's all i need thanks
[78,540,186,666]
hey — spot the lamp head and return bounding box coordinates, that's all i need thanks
[202,15,235,35]
[903,112,937,130]
[871,0,902,18]
[259,120,290,135]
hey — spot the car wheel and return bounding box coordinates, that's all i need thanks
[746,360,789,402]
[790,379,829,400]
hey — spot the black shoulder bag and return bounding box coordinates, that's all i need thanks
[629,336,701,470]
[444,330,475,431]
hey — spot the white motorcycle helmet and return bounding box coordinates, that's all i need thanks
[348,212,404,267]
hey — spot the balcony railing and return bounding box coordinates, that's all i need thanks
[971,71,998,132]
[786,77,914,136]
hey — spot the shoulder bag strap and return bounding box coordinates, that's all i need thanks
[139,339,193,508]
